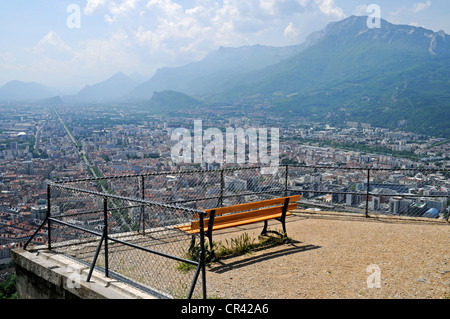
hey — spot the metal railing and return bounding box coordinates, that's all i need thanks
[23,164,449,298]
[76,164,447,220]
[24,183,208,299]
[285,165,449,219]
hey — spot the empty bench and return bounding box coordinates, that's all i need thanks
[176,195,300,260]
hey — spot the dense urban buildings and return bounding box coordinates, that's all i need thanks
[0,103,449,267]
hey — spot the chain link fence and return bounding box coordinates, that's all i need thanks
[23,164,449,299]
[287,165,449,219]
[25,183,208,299]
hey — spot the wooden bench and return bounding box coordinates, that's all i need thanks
[176,195,300,260]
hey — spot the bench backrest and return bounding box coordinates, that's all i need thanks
[201,195,300,218]
[190,195,301,230]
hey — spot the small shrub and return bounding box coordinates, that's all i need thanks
[176,242,216,273]
[216,230,290,258]
[176,230,291,272]
[216,233,256,258]
[259,231,289,247]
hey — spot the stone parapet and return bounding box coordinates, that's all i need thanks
[12,248,158,299]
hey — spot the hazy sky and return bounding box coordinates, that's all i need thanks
[0,0,449,92]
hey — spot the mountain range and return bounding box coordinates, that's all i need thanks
[127,43,307,100]
[0,80,60,101]
[64,71,139,103]
[1,15,449,137]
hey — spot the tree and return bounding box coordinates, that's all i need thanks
[0,273,17,299]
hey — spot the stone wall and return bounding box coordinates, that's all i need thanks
[12,248,158,299]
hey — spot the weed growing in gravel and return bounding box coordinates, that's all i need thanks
[176,230,290,272]
[216,230,290,258]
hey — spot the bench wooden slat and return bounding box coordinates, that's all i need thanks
[196,195,300,218]
[210,211,294,231]
[176,195,301,260]
[175,223,196,233]
[190,202,298,231]
[183,211,293,234]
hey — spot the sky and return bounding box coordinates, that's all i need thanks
[0,0,449,92]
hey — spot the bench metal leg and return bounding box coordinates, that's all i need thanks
[262,219,289,239]
[205,210,217,262]
[261,198,291,243]
[261,221,285,236]
[281,225,290,243]
[277,217,291,243]
[261,220,269,236]
[207,233,216,262]
[280,218,287,235]
[280,198,290,243]
[188,235,196,255]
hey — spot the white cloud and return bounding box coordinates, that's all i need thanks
[284,22,300,41]
[354,5,368,16]
[412,1,431,13]
[260,0,277,15]
[32,32,73,56]
[104,14,116,23]
[75,0,350,75]
[84,0,107,15]
[110,0,140,15]
[0,53,25,72]
[146,0,183,18]
[6,0,355,88]
[82,0,346,59]
[315,0,345,19]
[74,32,141,76]
[23,30,144,87]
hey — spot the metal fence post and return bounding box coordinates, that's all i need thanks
[199,212,207,299]
[141,175,145,235]
[365,168,371,218]
[285,164,289,197]
[103,197,109,278]
[219,169,224,207]
[47,184,52,250]
[187,212,207,299]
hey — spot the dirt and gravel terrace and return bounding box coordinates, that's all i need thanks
[46,210,449,299]
[204,211,449,299]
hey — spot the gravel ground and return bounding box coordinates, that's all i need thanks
[204,212,450,299]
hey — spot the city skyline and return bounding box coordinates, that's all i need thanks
[1,0,449,91]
